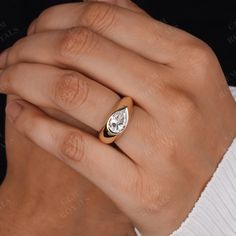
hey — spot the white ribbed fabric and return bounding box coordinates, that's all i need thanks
[134,227,142,236]
[135,86,236,236]
[230,86,236,99]
[170,137,236,236]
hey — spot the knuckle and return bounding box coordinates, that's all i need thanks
[80,2,118,33]
[142,191,170,215]
[134,178,170,216]
[59,27,98,59]
[59,131,85,163]
[168,88,199,122]
[53,72,89,110]
[178,39,218,69]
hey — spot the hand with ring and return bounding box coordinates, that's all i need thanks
[0,0,236,235]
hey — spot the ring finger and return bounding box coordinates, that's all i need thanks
[0,63,152,162]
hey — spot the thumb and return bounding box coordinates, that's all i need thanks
[83,0,149,16]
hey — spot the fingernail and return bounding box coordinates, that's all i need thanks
[0,49,9,69]
[6,101,23,123]
[27,19,37,35]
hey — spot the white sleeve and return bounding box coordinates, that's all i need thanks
[135,86,236,236]
[170,137,236,236]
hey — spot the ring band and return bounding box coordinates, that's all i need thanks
[99,96,134,144]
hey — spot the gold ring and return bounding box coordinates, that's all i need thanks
[98,96,134,144]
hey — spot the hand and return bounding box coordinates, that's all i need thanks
[0,94,135,236]
[0,128,135,236]
[0,2,139,235]
[0,0,236,235]
[0,1,140,235]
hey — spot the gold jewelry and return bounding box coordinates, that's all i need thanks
[98,96,134,144]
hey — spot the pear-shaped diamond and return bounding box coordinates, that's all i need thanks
[107,107,129,135]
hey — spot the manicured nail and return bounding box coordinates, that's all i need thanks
[0,49,9,69]
[6,101,23,123]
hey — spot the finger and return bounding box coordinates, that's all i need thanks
[27,1,149,35]
[5,99,138,207]
[0,63,152,162]
[0,63,120,131]
[83,0,149,15]
[4,28,168,112]
[29,2,191,64]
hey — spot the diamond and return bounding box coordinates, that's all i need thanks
[107,107,129,135]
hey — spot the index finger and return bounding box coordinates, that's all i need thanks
[30,2,194,64]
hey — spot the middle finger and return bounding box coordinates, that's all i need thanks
[3,27,168,114]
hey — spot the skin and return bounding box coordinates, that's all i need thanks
[0,1,139,236]
[0,0,236,235]
[0,94,136,236]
